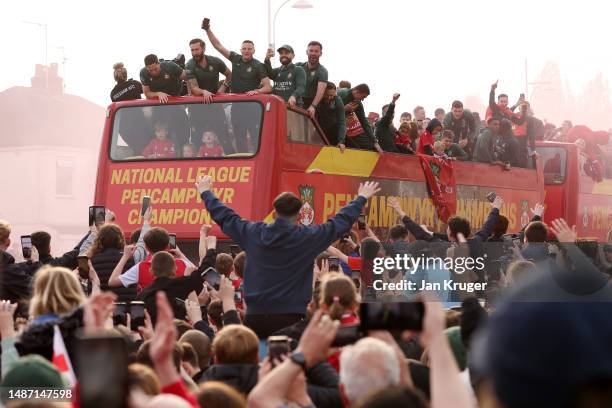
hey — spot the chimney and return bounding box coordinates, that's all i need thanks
[31,63,64,94]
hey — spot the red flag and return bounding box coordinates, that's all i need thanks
[52,325,76,387]
[418,155,457,223]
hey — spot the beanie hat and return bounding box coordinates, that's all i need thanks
[1,355,65,402]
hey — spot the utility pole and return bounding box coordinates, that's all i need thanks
[23,21,48,65]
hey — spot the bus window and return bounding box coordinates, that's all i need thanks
[286,110,325,145]
[109,101,262,161]
[537,146,567,184]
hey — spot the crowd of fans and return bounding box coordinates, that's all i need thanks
[1,173,612,408]
[108,18,612,170]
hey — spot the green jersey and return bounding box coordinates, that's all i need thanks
[185,55,228,93]
[228,51,268,93]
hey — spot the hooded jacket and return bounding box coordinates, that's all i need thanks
[199,364,259,394]
[201,191,366,315]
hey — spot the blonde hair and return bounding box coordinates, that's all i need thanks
[320,272,358,320]
[128,363,161,396]
[196,381,246,408]
[212,325,259,364]
[113,62,128,83]
[0,219,11,245]
[29,266,86,318]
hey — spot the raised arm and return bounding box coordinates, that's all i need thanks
[311,182,380,251]
[202,20,231,60]
[196,176,251,248]
[387,197,437,241]
[380,94,399,127]
[474,196,503,242]
[108,245,136,287]
[263,49,279,79]
[134,206,152,263]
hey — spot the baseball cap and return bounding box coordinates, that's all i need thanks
[1,355,66,402]
[277,44,294,54]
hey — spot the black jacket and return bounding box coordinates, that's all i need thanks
[199,364,259,394]
[0,251,33,307]
[91,248,137,302]
[37,232,90,271]
[137,272,203,324]
[375,103,399,153]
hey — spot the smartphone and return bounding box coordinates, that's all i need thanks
[234,289,243,302]
[512,237,522,248]
[340,233,350,243]
[486,192,497,203]
[89,206,106,226]
[201,17,210,30]
[267,335,291,365]
[112,302,128,327]
[21,235,32,259]
[141,196,151,217]
[229,244,240,258]
[357,214,367,230]
[168,233,177,249]
[331,324,363,347]
[130,301,145,332]
[360,302,425,331]
[77,255,90,280]
[328,256,340,271]
[75,335,129,408]
[201,267,221,290]
[520,93,525,99]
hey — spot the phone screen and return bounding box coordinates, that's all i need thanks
[328,256,340,270]
[357,214,366,230]
[234,289,242,302]
[90,206,106,226]
[168,234,177,249]
[112,303,127,327]
[267,336,290,365]
[75,335,128,408]
[21,236,32,259]
[77,256,90,280]
[201,267,221,290]
[141,196,151,217]
[360,302,425,331]
[486,192,497,203]
[130,301,145,331]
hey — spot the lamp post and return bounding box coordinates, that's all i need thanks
[267,0,313,53]
[23,21,48,66]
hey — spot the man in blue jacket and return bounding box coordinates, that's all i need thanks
[195,175,380,337]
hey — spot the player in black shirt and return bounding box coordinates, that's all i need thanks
[110,63,143,102]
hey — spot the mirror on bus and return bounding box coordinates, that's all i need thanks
[109,101,263,161]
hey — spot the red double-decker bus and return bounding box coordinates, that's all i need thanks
[94,94,611,255]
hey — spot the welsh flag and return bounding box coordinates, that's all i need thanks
[418,155,457,223]
[52,325,76,387]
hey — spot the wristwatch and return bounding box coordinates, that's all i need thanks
[289,351,307,371]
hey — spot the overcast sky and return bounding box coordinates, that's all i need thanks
[2,0,612,117]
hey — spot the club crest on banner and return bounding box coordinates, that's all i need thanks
[298,185,315,226]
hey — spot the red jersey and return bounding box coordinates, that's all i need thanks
[138,255,186,291]
[394,132,411,146]
[142,138,175,158]
[416,130,435,155]
[198,145,223,157]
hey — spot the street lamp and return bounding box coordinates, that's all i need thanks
[267,0,313,52]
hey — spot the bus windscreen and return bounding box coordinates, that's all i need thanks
[109,101,262,161]
[537,146,567,185]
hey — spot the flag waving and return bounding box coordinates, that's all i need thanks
[52,325,76,387]
[418,155,457,223]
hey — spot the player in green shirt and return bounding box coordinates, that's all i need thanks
[140,54,187,103]
[202,18,271,95]
[263,45,306,107]
[185,38,232,103]
[201,18,271,152]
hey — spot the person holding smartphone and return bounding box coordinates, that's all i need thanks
[195,175,381,338]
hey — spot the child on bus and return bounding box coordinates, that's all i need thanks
[198,130,224,158]
[319,272,359,372]
[182,143,197,158]
[433,140,450,160]
[142,122,175,158]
